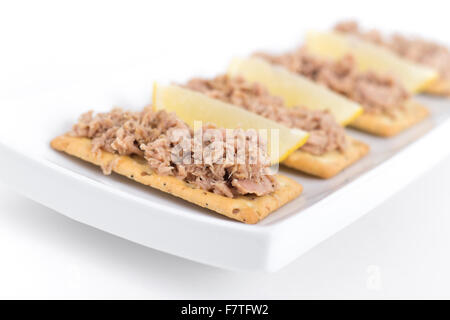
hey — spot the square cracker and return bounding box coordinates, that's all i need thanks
[350,100,429,137]
[282,136,369,179]
[51,135,303,224]
[425,78,450,96]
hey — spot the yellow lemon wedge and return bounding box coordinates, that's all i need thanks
[227,57,363,126]
[153,83,309,164]
[305,31,438,93]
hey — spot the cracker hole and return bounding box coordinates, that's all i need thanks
[232,208,240,214]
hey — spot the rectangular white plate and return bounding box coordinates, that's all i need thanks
[0,79,449,271]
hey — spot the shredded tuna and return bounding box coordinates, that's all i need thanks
[255,49,410,117]
[101,157,121,175]
[335,20,450,81]
[184,75,347,155]
[71,107,276,198]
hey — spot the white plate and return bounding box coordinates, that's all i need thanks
[0,80,449,271]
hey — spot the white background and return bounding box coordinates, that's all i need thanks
[1,0,450,299]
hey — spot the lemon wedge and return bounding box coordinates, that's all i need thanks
[305,31,438,93]
[227,57,363,126]
[153,83,309,164]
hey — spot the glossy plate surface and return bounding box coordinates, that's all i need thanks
[0,72,449,271]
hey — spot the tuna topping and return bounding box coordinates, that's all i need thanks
[255,49,410,117]
[184,75,347,156]
[72,107,277,198]
[335,21,450,81]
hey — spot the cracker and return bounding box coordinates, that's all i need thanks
[51,135,303,224]
[425,78,450,96]
[350,100,429,137]
[282,136,369,179]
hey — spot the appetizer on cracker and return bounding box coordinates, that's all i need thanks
[51,107,303,224]
[333,21,450,96]
[249,48,429,137]
[154,77,369,179]
[305,29,437,93]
